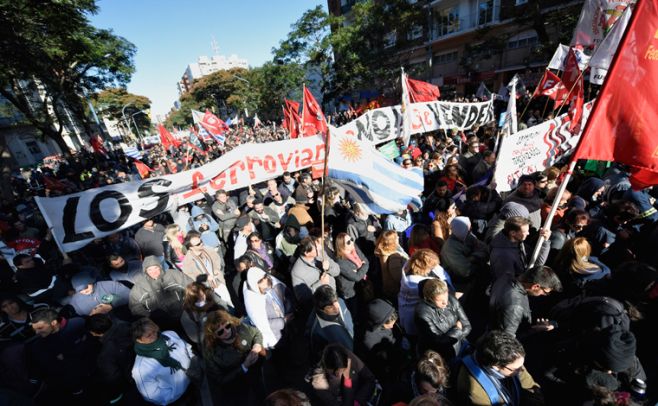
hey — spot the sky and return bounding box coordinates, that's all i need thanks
[89,0,325,120]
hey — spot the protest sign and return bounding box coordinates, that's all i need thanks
[494,101,594,192]
[36,136,325,252]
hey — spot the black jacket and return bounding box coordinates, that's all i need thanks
[335,247,369,299]
[489,276,531,336]
[415,295,471,360]
[95,320,135,402]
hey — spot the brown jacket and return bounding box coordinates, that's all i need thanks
[287,204,314,226]
[180,247,226,288]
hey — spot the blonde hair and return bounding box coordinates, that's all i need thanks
[558,237,599,274]
[165,224,184,251]
[406,249,439,276]
[375,230,399,256]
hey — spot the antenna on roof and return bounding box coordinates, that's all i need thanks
[211,36,220,56]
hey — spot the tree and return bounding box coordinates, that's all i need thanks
[0,0,136,152]
[93,88,151,137]
[251,62,305,120]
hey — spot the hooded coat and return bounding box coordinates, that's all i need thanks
[484,202,530,244]
[190,206,222,249]
[489,232,549,281]
[128,256,192,319]
[441,217,489,280]
[243,267,294,348]
[503,189,543,230]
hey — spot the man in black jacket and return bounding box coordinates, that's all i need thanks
[87,314,135,404]
[489,265,562,337]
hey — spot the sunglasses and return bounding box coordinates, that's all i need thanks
[345,239,353,245]
[215,325,231,335]
[190,240,203,247]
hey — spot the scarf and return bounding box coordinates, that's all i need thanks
[345,249,364,269]
[254,245,274,269]
[134,334,184,373]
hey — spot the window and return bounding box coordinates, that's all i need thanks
[25,141,41,155]
[407,24,423,40]
[384,31,397,48]
[478,0,495,26]
[433,51,459,65]
[434,7,460,38]
[507,31,538,49]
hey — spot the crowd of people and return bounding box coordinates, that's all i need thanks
[1,96,658,406]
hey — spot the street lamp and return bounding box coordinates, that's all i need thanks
[131,110,148,141]
[121,103,133,138]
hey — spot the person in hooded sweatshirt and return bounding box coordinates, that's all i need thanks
[190,205,222,252]
[362,299,405,391]
[575,177,607,219]
[129,256,192,330]
[440,217,489,288]
[243,267,295,349]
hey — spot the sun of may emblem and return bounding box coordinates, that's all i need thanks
[339,138,362,163]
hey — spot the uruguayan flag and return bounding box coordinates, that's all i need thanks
[327,128,423,214]
[122,146,142,160]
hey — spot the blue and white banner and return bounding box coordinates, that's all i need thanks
[328,127,423,214]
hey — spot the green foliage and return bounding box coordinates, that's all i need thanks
[93,88,151,134]
[251,62,305,120]
[0,0,136,150]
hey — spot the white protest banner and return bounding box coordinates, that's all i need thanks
[571,0,634,51]
[36,135,325,252]
[494,101,595,192]
[548,44,591,71]
[333,100,494,144]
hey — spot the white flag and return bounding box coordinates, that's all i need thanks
[548,44,591,71]
[571,0,634,50]
[501,75,519,136]
[400,69,413,146]
[588,5,633,84]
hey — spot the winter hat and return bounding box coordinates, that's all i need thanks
[498,202,530,220]
[367,299,396,327]
[142,256,163,273]
[576,177,605,201]
[235,215,250,230]
[450,216,471,241]
[285,214,302,230]
[71,272,95,292]
[567,196,588,211]
[584,369,620,392]
[591,327,637,373]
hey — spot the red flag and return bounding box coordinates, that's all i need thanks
[567,75,584,132]
[200,110,229,135]
[285,99,301,139]
[158,125,181,149]
[562,49,581,91]
[533,70,569,104]
[405,76,441,102]
[302,86,327,137]
[282,106,290,131]
[90,134,107,156]
[134,160,152,179]
[572,0,658,189]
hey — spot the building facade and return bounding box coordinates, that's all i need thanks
[328,0,583,97]
[177,54,249,95]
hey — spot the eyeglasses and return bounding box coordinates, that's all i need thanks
[215,325,231,335]
[190,240,203,247]
[344,239,353,245]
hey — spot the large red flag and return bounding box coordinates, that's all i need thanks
[134,160,152,179]
[405,76,441,102]
[555,48,582,110]
[532,70,569,104]
[567,75,584,132]
[282,106,290,132]
[301,87,327,137]
[158,124,181,149]
[285,99,301,139]
[572,0,658,189]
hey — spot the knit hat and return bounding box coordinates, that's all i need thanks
[568,196,588,211]
[584,369,620,391]
[285,214,302,230]
[235,215,250,230]
[142,256,163,273]
[367,299,396,327]
[498,202,530,220]
[71,272,95,292]
[591,327,637,372]
[450,216,471,241]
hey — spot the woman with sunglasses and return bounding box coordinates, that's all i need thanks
[245,231,276,273]
[334,232,369,317]
[203,310,266,404]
